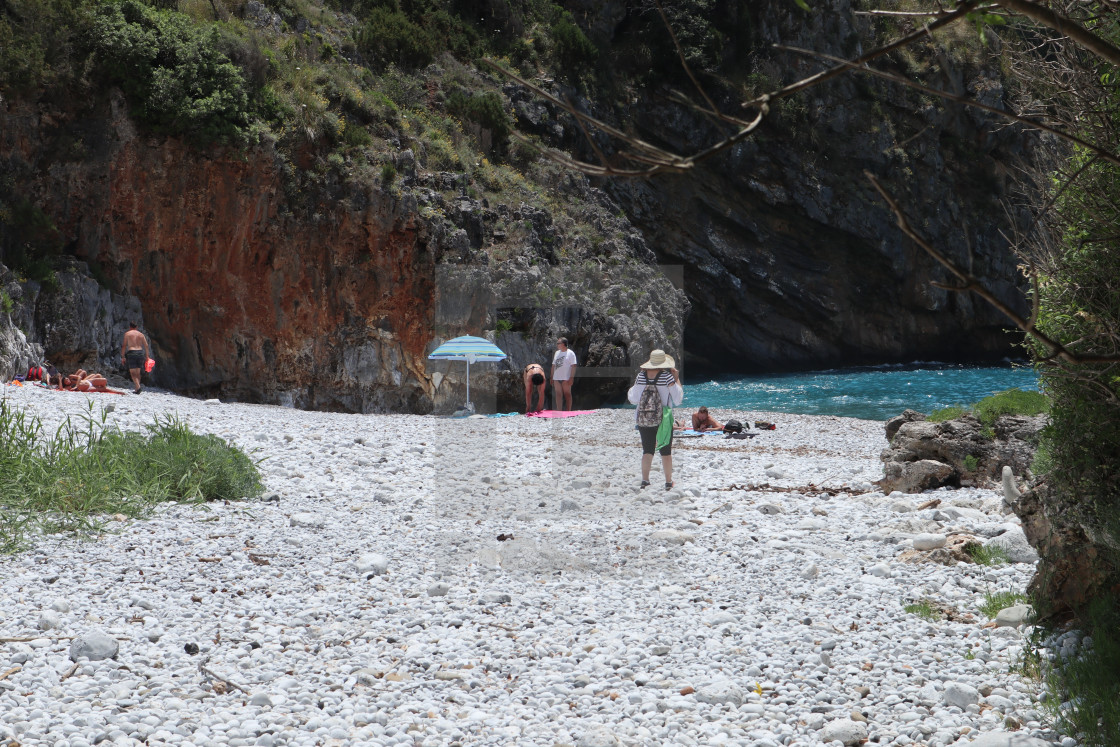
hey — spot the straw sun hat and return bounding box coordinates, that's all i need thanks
[639,349,675,369]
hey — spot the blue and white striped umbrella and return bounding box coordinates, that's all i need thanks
[428,335,507,409]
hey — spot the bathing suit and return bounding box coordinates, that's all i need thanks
[125,350,146,370]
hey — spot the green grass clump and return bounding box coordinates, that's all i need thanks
[979,590,1028,619]
[928,405,967,422]
[1044,596,1120,746]
[903,599,942,620]
[973,388,1049,428]
[967,544,1010,566]
[0,400,262,553]
[926,389,1049,436]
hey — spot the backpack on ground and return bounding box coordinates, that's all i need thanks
[723,419,743,433]
[636,376,663,428]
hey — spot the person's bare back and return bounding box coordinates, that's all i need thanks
[120,323,151,394]
[122,328,147,353]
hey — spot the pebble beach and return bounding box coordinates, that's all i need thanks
[0,387,1068,747]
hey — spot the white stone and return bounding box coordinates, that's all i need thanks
[479,592,511,605]
[695,679,745,706]
[912,533,947,551]
[820,718,868,746]
[577,726,619,747]
[649,530,694,544]
[69,631,119,662]
[984,527,1038,563]
[943,682,980,709]
[354,553,389,575]
[868,563,891,578]
[994,604,1033,628]
[289,512,325,529]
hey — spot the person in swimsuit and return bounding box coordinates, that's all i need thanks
[691,406,724,432]
[120,322,151,394]
[523,363,547,413]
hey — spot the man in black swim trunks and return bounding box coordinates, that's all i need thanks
[120,322,151,394]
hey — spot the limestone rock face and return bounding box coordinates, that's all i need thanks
[595,0,1034,373]
[1014,481,1118,618]
[17,259,144,373]
[1,94,686,413]
[0,267,42,381]
[885,409,926,442]
[880,414,1045,493]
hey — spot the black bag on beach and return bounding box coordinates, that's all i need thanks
[723,419,743,433]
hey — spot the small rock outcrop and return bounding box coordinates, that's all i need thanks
[880,413,1045,493]
[885,409,926,441]
[1014,480,1118,618]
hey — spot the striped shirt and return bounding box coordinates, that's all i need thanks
[627,369,683,414]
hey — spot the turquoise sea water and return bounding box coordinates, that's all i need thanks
[677,364,1039,421]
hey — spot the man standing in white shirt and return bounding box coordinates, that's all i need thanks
[550,337,577,411]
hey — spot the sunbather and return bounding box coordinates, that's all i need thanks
[691,406,724,432]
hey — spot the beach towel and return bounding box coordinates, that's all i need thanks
[55,386,127,396]
[525,409,598,418]
[677,429,724,436]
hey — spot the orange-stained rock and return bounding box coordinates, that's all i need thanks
[3,95,439,412]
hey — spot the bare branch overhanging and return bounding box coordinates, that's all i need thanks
[774,44,1120,167]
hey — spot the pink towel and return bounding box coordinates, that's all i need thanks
[525,409,598,418]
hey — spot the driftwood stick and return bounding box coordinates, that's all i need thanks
[200,665,250,695]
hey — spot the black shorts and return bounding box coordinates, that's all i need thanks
[638,425,671,456]
[125,350,146,370]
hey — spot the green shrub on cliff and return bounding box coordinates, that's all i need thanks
[357,7,436,70]
[446,89,510,148]
[0,0,85,93]
[87,0,258,144]
[926,388,1047,430]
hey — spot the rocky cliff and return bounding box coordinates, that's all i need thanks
[531,0,1036,373]
[2,0,1037,411]
[1,93,686,413]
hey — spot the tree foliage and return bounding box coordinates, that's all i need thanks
[87,0,255,144]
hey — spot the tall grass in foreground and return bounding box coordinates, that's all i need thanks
[0,400,263,553]
[1039,597,1120,747]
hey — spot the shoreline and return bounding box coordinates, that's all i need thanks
[0,386,1065,746]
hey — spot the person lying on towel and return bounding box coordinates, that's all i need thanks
[691,406,724,432]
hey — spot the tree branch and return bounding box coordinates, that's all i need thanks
[653,0,738,127]
[775,45,1120,167]
[742,1,983,110]
[991,0,1120,68]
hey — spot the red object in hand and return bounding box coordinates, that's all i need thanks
[145,358,155,373]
